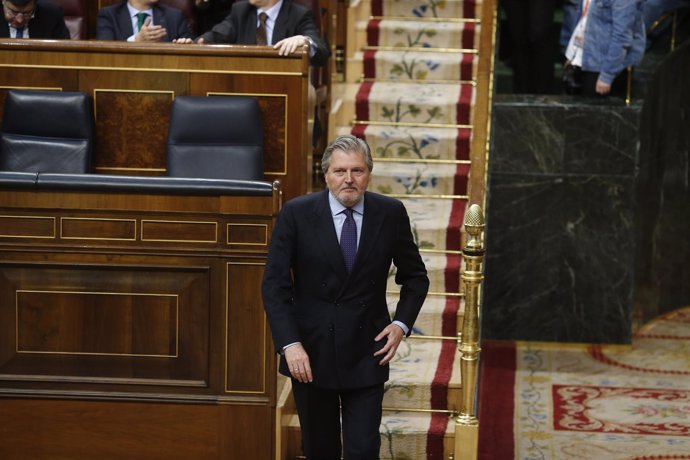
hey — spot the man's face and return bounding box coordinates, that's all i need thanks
[325,149,371,208]
[3,0,35,29]
[130,0,159,7]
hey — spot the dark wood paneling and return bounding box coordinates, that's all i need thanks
[0,262,211,387]
[0,185,279,458]
[226,262,267,393]
[0,399,273,460]
[61,217,136,240]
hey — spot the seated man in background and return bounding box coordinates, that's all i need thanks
[97,0,193,42]
[1,0,70,38]
[175,0,329,66]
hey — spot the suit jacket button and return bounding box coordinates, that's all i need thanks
[328,324,334,332]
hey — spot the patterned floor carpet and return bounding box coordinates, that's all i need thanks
[478,307,690,460]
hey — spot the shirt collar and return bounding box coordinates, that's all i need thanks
[328,192,364,217]
[258,0,283,22]
[127,3,154,19]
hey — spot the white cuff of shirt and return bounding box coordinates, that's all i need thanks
[392,320,409,335]
[281,342,300,354]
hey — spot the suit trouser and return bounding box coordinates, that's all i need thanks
[292,380,384,460]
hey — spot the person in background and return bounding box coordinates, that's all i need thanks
[96,0,193,42]
[194,0,234,34]
[564,0,645,97]
[501,0,556,93]
[262,135,429,459]
[174,0,330,66]
[0,0,69,39]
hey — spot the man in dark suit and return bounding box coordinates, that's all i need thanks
[96,0,192,42]
[175,0,329,65]
[0,0,69,39]
[262,135,429,459]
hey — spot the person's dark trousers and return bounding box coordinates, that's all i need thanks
[581,69,631,99]
[501,0,557,93]
[292,380,384,460]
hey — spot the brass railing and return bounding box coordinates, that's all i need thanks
[454,204,486,460]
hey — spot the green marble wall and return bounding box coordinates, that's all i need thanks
[482,95,640,344]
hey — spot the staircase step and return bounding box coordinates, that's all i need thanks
[358,49,478,82]
[399,196,466,252]
[368,161,470,197]
[367,0,482,20]
[288,410,456,459]
[385,338,462,411]
[388,294,463,338]
[388,251,461,295]
[363,18,480,50]
[344,124,472,162]
[355,81,475,126]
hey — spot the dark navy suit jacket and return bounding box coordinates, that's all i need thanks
[199,0,330,65]
[96,2,193,41]
[262,190,429,390]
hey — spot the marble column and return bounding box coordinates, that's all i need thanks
[482,95,640,344]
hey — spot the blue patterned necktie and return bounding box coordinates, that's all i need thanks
[15,28,23,38]
[340,208,357,272]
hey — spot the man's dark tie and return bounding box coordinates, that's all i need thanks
[256,12,268,45]
[15,28,23,38]
[340,208,357,272]
[136,12,149,32]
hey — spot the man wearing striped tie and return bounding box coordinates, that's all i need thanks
[173,0,330,66]
[0,0,70,39]
[96,0,193,42]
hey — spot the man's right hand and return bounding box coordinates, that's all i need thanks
[135,17,168,42]
[284,343,313,383]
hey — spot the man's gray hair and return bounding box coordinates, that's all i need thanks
[321,135,374,174]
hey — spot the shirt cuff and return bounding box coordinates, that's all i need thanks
[281,342,300,354]
[392,320,409,336]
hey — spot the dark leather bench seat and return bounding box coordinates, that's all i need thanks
[0,172,273,196]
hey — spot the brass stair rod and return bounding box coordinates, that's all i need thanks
[454,204,485,460]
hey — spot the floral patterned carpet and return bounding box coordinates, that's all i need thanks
[478,307,690,460]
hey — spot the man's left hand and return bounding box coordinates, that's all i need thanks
[373,323,404,365]
[273,35,310,56]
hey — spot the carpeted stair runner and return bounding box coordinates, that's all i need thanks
[370,0,481,19]
[361,49,477,81]
[324,0,485,456]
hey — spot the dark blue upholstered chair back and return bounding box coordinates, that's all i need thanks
[166,96,264,180]
[0,90,94,173]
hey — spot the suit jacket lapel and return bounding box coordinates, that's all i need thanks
[118,4,135,37]
[272,2,290,42]
[351,192,385,274]
[152,6,171,41]
[312,190,348,280]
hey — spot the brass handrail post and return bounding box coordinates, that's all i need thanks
[454,204,485,460]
